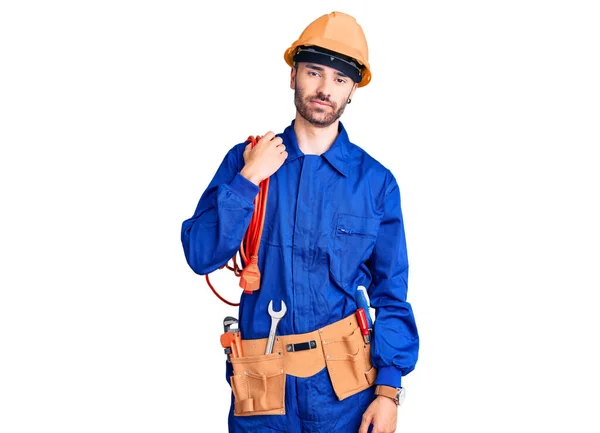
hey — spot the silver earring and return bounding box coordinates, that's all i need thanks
[347,98,352,104]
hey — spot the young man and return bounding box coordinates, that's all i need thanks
[181,11,419,433]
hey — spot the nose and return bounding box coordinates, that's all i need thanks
[316,81,332,100]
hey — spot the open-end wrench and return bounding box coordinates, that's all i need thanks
[265,300,287,355]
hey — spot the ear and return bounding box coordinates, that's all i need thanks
[290,66,297,90]
[348,82,359,100]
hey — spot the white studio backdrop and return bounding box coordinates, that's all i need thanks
[1,1,599,432]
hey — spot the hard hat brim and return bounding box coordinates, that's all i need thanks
[284,39,371,87]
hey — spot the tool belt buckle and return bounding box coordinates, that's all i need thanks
[285,340,317,352]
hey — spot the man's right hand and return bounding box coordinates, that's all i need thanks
[240,131,288,186]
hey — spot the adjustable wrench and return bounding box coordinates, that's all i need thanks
[265,300,287,355]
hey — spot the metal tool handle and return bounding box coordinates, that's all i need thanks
[265,321,278,354]
[265,335,275,354]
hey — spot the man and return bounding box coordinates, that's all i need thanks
[181,11,419,433]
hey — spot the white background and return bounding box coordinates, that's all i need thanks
[1,1,599,432]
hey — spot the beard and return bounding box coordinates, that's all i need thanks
[294,85,348,128]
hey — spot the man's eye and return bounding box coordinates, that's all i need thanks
[336,78,346,84]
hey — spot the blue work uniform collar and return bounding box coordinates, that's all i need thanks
[280,120,350,177]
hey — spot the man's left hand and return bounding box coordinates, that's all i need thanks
[358,395,398,433]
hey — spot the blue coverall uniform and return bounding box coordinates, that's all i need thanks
[181,120,419,432]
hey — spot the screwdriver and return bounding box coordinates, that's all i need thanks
[356,308,371,344]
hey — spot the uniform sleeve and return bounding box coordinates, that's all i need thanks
[181,144,260,275]
[367,171,419,388]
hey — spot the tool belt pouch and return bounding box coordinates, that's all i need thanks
[321,322,377,400]
[230,351,286,416]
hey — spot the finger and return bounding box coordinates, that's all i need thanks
[270,136,283,146]
[261,131,275,142]
[358,413,373,433]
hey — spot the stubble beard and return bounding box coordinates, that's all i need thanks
[294,85,348,128]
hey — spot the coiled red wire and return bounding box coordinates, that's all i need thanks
[205,136,269,306]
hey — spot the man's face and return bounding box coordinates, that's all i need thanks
[291,62,358,128]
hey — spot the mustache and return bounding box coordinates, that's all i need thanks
[309,93,335,106]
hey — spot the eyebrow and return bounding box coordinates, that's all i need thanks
[305,63,348,78]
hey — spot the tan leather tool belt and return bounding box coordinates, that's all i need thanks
[229,312,377,416]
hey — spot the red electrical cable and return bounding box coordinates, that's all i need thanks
[205,135,269,306]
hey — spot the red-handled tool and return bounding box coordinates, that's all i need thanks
[220,316,244,361]
[356,308,371,344]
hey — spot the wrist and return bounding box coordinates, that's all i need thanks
[374,385,405,406]
[240,167,261,186]
[375,394,399,408]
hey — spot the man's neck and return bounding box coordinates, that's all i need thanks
[294,114,339,156]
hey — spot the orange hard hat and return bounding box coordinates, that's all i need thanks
[284,11,371,87]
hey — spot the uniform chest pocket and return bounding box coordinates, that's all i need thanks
[330,213,381,286]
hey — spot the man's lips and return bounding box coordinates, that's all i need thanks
[310,100,332,108]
